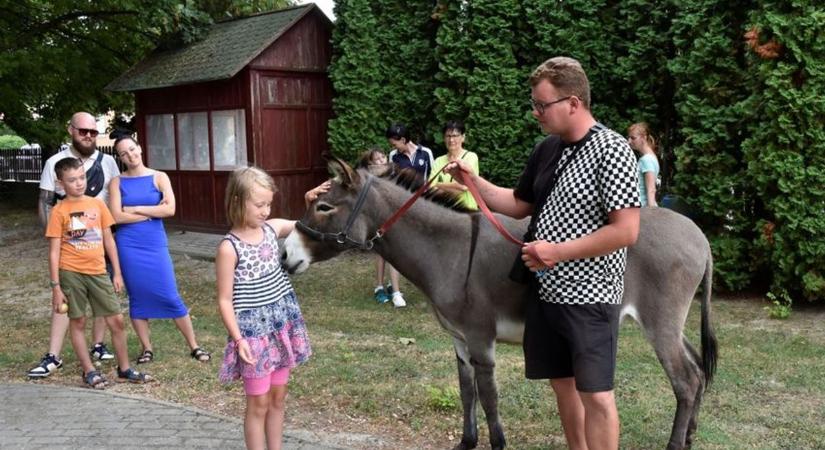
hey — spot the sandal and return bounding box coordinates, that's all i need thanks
[136,350,154,364]
[83,370,108,389]
[116,366,154,384]
[190,347,211,362]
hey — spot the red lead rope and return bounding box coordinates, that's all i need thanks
[375,165,526,248]
[375,166,447,238]
[461,171,525,246]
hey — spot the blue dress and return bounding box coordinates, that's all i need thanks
[116,174,189,319]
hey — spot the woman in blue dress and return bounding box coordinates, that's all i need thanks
[108,131,210,364]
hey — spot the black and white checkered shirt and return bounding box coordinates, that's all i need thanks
[531,128,640,304]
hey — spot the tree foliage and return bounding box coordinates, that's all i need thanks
[741,3,825,300]
[0,134,26,148]
[326,0,390,161]
[327,0,436,162]
[0,0,291,153]
[329,0,825,301]
[669,0,758,291]
[461,0,536,183]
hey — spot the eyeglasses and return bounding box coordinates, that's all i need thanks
[71,125,99,138]
[529,96,572,115]
[444,133,463,139]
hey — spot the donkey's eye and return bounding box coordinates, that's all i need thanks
[316,203,334,213]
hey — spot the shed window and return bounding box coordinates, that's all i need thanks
[212,110,247,169]
[178,112,209,170]
[145,114,176,170]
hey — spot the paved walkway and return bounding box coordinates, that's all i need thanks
[0,383,344,450]
[166,229,224,261]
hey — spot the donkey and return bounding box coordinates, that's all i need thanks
[283,158,717,450]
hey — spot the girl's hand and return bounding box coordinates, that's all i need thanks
[305,180,332,205]
[236,339,257,365]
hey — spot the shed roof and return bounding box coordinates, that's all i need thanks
[106,4,318,92]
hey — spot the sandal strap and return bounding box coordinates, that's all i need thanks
[137,350,154,363]
[84,370,106,386]
[117,366,152,382]
[191,347,211,359]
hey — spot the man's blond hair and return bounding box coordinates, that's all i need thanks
[529,56,591,109]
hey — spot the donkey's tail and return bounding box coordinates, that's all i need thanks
[700,251,718,387]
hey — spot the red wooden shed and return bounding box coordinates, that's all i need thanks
[106,4,332,231]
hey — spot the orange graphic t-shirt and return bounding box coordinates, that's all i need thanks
[45,196,115,275]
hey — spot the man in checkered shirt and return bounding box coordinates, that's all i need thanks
[447,56,640,450]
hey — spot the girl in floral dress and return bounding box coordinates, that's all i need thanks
[216,166,314,450]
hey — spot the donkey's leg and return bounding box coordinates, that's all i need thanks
[467,338,505,450]
[453,338,479,450]
[650,330,704,450]
[682,336,705,449]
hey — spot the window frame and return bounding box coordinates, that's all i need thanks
[144,109,248,172]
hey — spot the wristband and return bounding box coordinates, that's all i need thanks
[49,280,60,288]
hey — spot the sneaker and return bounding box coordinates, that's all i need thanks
[391,292,407,308]
[27,353,63,378]
[90,343,115,361]
[374,286,390,304]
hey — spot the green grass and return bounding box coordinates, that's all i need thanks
[2,203,825,449]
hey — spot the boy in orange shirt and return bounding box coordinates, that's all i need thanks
[46,157,152,388]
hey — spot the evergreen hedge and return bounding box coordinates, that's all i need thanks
[669,0,758,291]
[741,5,825,300]
[328,0,825,302]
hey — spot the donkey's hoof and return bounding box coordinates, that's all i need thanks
[452,440,477,450]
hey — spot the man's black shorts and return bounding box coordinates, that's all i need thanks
[523,293,621,392]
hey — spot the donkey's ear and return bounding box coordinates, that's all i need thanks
[327,155,360,189]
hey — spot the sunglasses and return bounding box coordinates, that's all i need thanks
[72,125,99,138]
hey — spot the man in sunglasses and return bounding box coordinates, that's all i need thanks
[29,111,121,378]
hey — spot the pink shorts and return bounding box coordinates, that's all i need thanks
[242,368,290,396]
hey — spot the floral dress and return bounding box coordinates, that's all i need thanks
[219,223,311,382]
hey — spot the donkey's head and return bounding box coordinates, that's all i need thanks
[282,156,374,274]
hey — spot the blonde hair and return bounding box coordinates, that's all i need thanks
[628,122,657,152]
[225,166,277,227]
[529,56,591,109]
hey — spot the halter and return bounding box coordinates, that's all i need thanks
[296,164,526,251]
[295,174,379,250]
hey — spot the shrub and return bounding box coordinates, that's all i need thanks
[0,135,27,148]
[741,6,825,301]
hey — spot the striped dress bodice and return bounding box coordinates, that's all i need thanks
[223,223,293,312]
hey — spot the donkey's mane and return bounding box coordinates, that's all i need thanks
[369,167,474,213]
